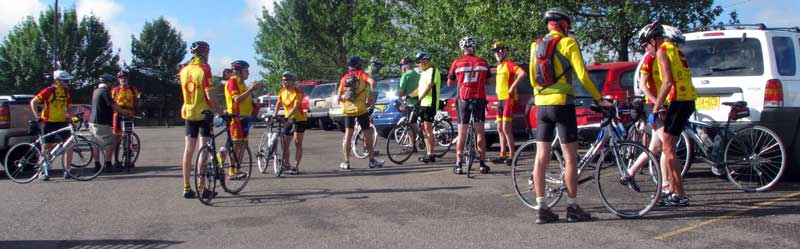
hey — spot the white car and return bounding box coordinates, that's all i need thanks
[682,24,800,170]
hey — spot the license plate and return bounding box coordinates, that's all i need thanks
[484,122,493,130]
[375,104,386,112]
[695,96,720,110]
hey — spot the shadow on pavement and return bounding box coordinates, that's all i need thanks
[0,239,183,249]
[209,185,471,208]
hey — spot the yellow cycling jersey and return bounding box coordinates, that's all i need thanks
[529,30,602,106]
[224,76,254,117]
[655,41,696,102]
[179,56,213,121]
[495,59,522,101]
[279,87,308,122]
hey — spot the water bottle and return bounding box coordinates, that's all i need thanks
[710,134,722,162]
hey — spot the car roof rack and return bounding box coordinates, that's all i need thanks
[689,23,767,32]
[767,27,800,32]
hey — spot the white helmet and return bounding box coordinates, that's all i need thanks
[662,25,685,44]
[53,70,74,81]
[459,36,477,51]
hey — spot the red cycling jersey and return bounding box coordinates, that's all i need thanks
[448,55,490,100]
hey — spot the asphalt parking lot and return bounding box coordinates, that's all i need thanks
[1,127,798,249]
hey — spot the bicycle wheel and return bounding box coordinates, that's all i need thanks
[386,124,415,165]
[257,131,271,173]
[65,139,105,181]
[595,141,662,218]
[626,121,649,146]
[724,126,786,192]
[113,133,141,166]
[194,146,217,205]
[512,140,564,210]
[433,119,454,158]
[4,143,42,184]
[272,134,285,177]
[221,141,253,194]
[352,125,376,159]
[677,132,694,177]
[465,128,476,178]
[70,136,95,168]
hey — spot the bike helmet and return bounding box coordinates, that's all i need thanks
[414,52,431,62]
[190,41,210,54]
[637,21,664,46]
[399,56,413,66]
[459,36,477,51]
[116,70,129,78]
[491,41,507,52]
[231,60,250,70]
[662,25,685,44]
[543,8,571,24]
[347,56,363,68]
[369,56,383,67]
[99,74,116,83]
[282,71,298,80]
[53,70,74,81]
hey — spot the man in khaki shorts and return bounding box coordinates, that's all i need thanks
[90,74,131,172]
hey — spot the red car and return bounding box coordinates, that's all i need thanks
[297,80,320,124]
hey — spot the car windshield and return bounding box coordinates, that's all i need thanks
[310,84,334,98]
[575,69,607,98]
[376,78,399,99]
[298,85,316,95]
[683,38,764,77]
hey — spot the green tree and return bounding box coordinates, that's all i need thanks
[130,17,187,126]
[76,15,121,87]
[0,17,49,94]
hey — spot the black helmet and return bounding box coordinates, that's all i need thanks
[637,21,664,46]
[231,60,250,70]
[190,41,210,54]
[282,71,297,80]
[347,56,363,68]
[543,8,571,24]
[99,74,116,83]
[116,70,129,78]
[414,52,431,62]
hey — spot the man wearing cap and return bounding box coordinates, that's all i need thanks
[415,52,441,163]
[29,70,76,180]
[337,56,384,169]
[397,56,420,153]
[90,74,133,173]
[490,41,527,166]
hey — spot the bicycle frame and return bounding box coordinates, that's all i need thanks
[33,121,82,176]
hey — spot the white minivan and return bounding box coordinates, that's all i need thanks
[682,24,800,173]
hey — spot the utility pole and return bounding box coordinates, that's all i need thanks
[53,0,60,70]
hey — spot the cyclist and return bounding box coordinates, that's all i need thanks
[645,21,697,206]
[223,60,261,179]
[273,71,307,175]
[338,56,384,169]
[447,36,491,175]
[111,70,139,168]
[29,70,76,180]
[490,41,527,166]
[397,56,420,153]
[626,24,686,195]
[178,41,222,199]
[529,8,611,224]
[90,74,132,173]
[366,56,384,80]
[416,52,441,163]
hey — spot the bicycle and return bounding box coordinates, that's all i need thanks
[256,115,288,177]
[193,111,254,205]
[453,99,484,178]
[678,101,785,192]
[114,114,142,172]
[352,106,379,159]
[512,102,662,218]
[624,97,692,174]
[4,113,106,183]
[386,99,455,165]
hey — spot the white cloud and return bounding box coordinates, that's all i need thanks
[209,56,233,75]
[76,0,135,62]
[0,0,45,39]
[164,16,197,41]
[242,0,277,31]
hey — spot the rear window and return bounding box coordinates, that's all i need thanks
[773,37,796,76]
[575,70,607,97]
[298,85,315,95]
[620,69,635,89]
[683,38,764,77]
[310,84,334,98]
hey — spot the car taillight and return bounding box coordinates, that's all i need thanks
[0,106,9,129]
[764,79,783,108]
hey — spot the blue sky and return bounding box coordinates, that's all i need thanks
[0,0,798,81]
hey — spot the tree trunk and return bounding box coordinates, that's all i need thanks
[617,40,630,62]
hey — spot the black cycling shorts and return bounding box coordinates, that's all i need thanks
[344,113,370,129]
[406,106,419,124]
[662,101,695,136]
[185,120,213,138]
[42,122,70,144]
[457,99,486,124]
[536,105,578,144]
[282,121,308,135]
[419,106,437,123]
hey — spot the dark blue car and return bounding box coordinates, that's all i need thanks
[371,77,456,138]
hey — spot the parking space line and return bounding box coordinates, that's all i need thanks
[502,193,516,197]
[420,169,448,175]
[654,191,800,241]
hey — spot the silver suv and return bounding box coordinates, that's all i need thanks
[307,82,337,130]
[683,24,800,173]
